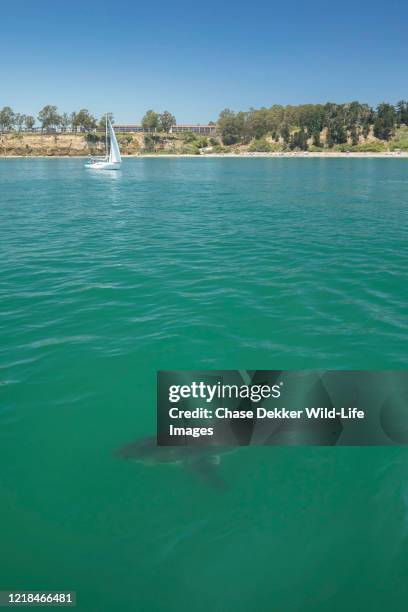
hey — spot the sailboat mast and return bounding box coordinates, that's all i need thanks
[105,114,108,159]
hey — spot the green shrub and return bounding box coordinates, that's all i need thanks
[85,132,102,144]
[143,134,164,150]
[248,138,284,152]
[352,141,387,152]
[334,143,354,152]
[389,126,408,151]
[248,138,272,152]
[118,134,133,145]
[196,136,208,148]
[212,144,227,153]
[182,131,198,143]
[181,143,200,155]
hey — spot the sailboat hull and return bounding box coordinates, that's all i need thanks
[85,161,121,170]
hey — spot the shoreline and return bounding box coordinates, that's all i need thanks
[0,151,407,159]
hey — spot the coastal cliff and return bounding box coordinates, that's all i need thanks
[1,128,408,157]
[0,132,144,156]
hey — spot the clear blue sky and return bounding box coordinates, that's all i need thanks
[2,0,407,124]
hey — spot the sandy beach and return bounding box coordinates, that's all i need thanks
[137,151,408,158]
[1,151,408,159]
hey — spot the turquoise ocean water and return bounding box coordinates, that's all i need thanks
[1,158,408,611]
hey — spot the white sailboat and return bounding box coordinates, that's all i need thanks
[85,116,121,170]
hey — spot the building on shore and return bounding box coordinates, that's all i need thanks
[169,124,216,135]
[113,124,217,135]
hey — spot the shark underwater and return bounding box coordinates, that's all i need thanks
[115,436,232,491]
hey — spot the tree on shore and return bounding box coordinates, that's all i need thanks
[37,105,61,132]
[72,109,97,131]
[350,125,359,146]
[290,128,308,150]
[246,107,270,140]
[0,106,15,132]
[374,103,397,140]
[280,124,290,145]
[217,109,242,145]
[24,115,35,131]
[14,113,26,132]
[60,112,71,131]
[158,111,176,132]
[396,100,408,126]
[140,110,176,132]
[98,113,114,129]
[214,99,406,149]
[141,110,159,131]
[312,129,321,147]
[326,119,347,146]
[1,100,407,146]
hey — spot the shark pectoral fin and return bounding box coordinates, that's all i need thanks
[185,456,229,491]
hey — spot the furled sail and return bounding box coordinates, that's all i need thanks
[108,120,121,164]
